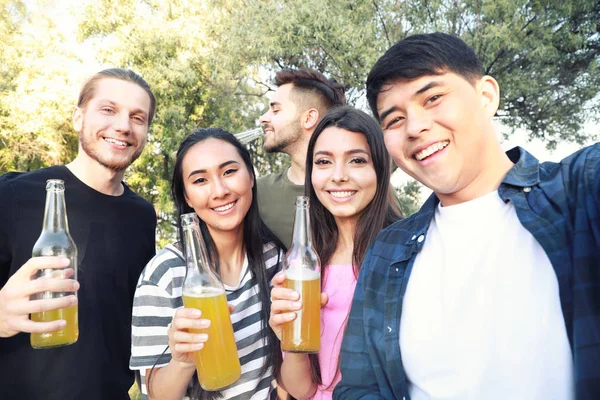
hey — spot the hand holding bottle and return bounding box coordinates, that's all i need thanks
[269,272,328,342]
[0,256,78,338]
[167,308,211,367]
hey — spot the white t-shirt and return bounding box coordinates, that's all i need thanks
[400,191,573,400]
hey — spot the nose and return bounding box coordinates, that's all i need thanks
[259,110,270,125]
[331,162,349,183]
[211,177,230,199]
[405,108,431,139]
[112,112,132,134]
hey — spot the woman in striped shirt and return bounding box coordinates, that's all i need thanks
[130,128,284,400]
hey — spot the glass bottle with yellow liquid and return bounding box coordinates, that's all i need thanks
[180,213,241,391]
[30,179,79,349]
[281,196,321,353]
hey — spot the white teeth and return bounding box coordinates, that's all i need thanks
[415,141,449,161]
[330,191,356,198]
[213,202,235,212]
[104,137,128,147]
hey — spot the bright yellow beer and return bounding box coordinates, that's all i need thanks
[30,304,79,348]
[282,268,321,353]
[182,288,241,391]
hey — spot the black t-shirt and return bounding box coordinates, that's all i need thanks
[0,166,156,400]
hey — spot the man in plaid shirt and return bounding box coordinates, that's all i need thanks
[334,33,599,400]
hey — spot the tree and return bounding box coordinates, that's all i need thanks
[210,0,600,149]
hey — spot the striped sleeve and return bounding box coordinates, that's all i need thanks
[130,247,186,371]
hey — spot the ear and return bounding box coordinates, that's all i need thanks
[477,76,500,119]
[302,108,320,131]
[72,107,83,132]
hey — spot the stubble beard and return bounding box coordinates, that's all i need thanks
[79,121,145,172]
[263,117,302,154]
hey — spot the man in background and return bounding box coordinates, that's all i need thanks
[258,68,346,246]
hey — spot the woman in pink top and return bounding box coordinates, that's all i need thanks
[269,106,402,399]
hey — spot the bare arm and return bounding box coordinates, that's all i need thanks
[146,308,209,400]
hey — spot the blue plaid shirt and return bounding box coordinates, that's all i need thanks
[334,145,600,400]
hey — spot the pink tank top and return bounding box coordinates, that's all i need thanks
[311,264,357,400]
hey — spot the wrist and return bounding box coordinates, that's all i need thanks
[171,358,196,372]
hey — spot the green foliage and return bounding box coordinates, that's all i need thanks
[396,180,423,218]
[1,0,598,245]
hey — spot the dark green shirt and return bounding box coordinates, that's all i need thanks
[257,171,305,248]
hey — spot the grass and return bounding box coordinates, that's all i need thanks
[129,383,142,400]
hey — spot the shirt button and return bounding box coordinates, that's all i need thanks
[417,234,425,243]
[523,187,532,193]
[411,235,417,241]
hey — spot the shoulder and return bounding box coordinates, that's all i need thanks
[122,183,155,210]
[0,166,65,188]
[257,172,280,186]
[538,143,600,196]
[263,242,284,266]
[138,244,185,290]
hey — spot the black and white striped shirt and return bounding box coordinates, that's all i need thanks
[130,243,282,399]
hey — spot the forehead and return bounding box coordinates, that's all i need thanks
[91,78,151,114]
[376,73,465,111]
[270,83,296,105]
[183,138,244,171]
[314,127,370,153]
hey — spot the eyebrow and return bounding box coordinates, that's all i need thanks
[97,99,148,118]
[377,80,443,123]
[269,101,281,108]
[314,149,370,157]
[187,160,240,178]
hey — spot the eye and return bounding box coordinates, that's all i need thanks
[223,168,238,176]
[349,157,367,164]
[314,158,331,165]
[132,115,145,124]
[192,177,207,184]
[101,107,115,114]
[426,94,442,105]
[272,109,280,115]
[385,116,404,130]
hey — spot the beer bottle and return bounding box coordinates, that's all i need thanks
[281,196,321,353]
[30,179,79,348]
[180,213,241,391]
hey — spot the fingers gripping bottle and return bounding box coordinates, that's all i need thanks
[180,213,241,390]
[30,179,79,349]
[281,196,321,353]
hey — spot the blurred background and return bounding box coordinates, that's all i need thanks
[1,0,598,250]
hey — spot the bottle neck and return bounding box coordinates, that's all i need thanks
[183,222,212,274]
[42,190,69,233]
[290,205,311,248]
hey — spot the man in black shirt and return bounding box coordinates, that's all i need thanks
[0,69,157,400]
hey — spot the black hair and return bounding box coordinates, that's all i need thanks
[366,32,484,119]
[275,67,346,113]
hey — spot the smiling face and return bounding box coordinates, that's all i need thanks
[259,83,303,154]
[73,78,151,172]
[376,72,500,203]
[181,138,254,236]
[311,126,377,224]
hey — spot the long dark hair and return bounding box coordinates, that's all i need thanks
[149,128,284,400]
[304,105,402,385]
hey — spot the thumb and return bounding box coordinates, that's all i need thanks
[320,292,329,308]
